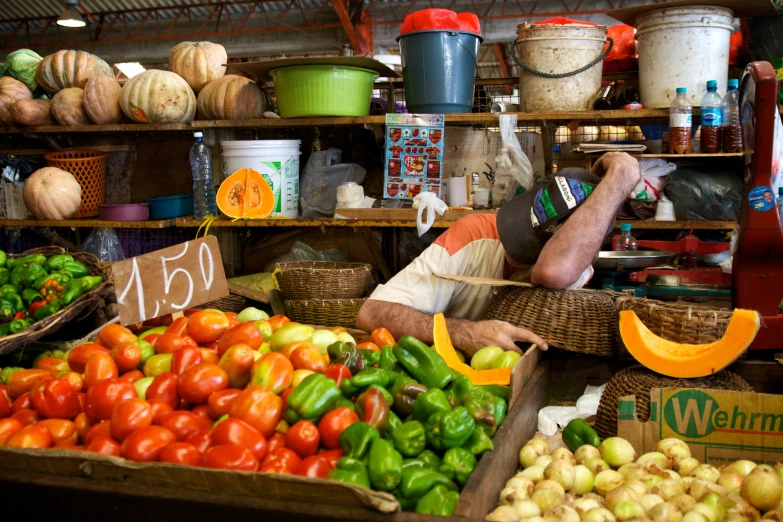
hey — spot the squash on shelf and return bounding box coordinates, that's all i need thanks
[23,167,83,220]
[619,309,760,378]
[216,167,275,219]
[52,88,90,126]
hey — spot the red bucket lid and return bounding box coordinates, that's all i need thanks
[400,9,481,36]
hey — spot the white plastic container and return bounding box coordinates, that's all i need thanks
[636,6,733,108]
[220,140,302,218]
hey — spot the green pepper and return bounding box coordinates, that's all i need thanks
[361,349,380,367]
[1,291,24,313]
[462,426,494,456]
[59,281,84,306]
[379,346,399,372]
[478,385,510,401]
[6,254,46,270]
[368,384,394,409]
[0,323,12,337]
[393,335,453,390]
[9,318,33,335]
[387,410,402,438]
[425,406,475,451]
[340,367,390,397]
[285,373,341,424]
[402,458,425,471]
[9,265,25,289]
[439,447,477,487]
[368,438,403,491]
[33,301,61,321]
[340,422,379,460]
[449,375,475,404]
[59,261,88,279]
[334,396,355,411]
[463,388,507,436]
[33,273,69,291]
[0,299,14,321]
[412,388,452,423]
[0,268,9,286]
[21,288,44,308]
[393,381,428,417]
[327,341,365,375]
[76,275,103,292]
[418,450,441,472]
[388,372,418,396]
[415,485,459,516]
[0,284,17,295]
[20,263,48,288]
[0,250,6,268]
[45,254,73,272]
[355,387,390,436]
[327,457,370,489]
[392,420,427,457]
[562,418,601,450]
[399,467,457,502]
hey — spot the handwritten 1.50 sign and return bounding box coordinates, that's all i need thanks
[114,236,229,326]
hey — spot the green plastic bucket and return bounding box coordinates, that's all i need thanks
[271,65,379,118]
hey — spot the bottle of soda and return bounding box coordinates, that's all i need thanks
[613,223,638,251]
[669,88,692,154]
[190,132,218,219]
[700,80,723,153]
[722,79,743,153]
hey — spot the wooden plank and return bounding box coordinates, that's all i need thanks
[0,218,176,229]
[0,145,132,155]
[334,208,496,221]
[640,153,744,158]
[615,220,736,230]
[176,217,460,229]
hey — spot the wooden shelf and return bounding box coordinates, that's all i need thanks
[641,153,744,158]
[618,220,735,230]
[0,218,175,229]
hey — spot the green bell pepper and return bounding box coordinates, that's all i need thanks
[439,447,477,487]
[388,371,418,396]
[425,406,476,451]
[285,373,341,424]
[399,467,457,502]
[0,323,12,337]
[478,385,510,401]
[9,318,33,334]
[76,275,103,292]
[412,388,452,423]
[387,410,402,438]
[462,426,494,456]
[20,263,48,288]
[402,458,425,471]
[335,396,355,411]
[378,345,399,372]
[327,457,370,489]
[0,299,14,321]
[393,335,453,390]
[356,387,390,436]
[368,438,403,491]
[0,268,8,286]
[392,420,427,457]
[418,450,441,472]
[9,265,24,289]
[339,422,379,460]
[59,261,88,279]
[340,367,390,397]
[327,341,365,375]
[393,381,428,417]
[59,281,84,306]
[33,273,69,291]
[463,388,507,436]
[1,290,24,313]
[33,300,61,321]
[415,485,459,516]
[368,384,393,409]
[6,254,46,270]
[0,284,16,295]
[0,250,6,268]
[21,288,44,308]
[361,349,380,367]
[562,418,601,450]
[449,374,475,403]
[45,254,73,272]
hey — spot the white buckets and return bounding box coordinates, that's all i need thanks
[636,6,734,108]
[221,140,302,218]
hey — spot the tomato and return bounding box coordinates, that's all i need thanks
[249,353,293,395]
[84,352,119,389]
[158,410,211,441]
[11,392,30,414]
[229,386,283,437]
[280,387,293,410]
[76,392,86,412]
[119,370,144,384]
[286,420,320,458]
[84,420,113,445]
[153,333,187,355]
[217,323,264,357]
[84,378,137,424]
[143,334,161,348]
[67,344,110,374]
[99,324,137,349]
[296,455,334,478]
[8,423,52,448]
[110,398,152,441]
[225,312,239,329]
[281,341,316,360]
[199,348,220,366]
[202,444,258,472]
[206,389,241,419]
[147,399,174,425]
[218,344,255,389]
[212,418,268,460]
[323,364,351,388]
[160,441,203,466]
[36,357,70,375]
[187,311,231,345]
[318,407,359,450]
[178,364,229,405]
[290,346,327,373]
[86,436,121,457]
[261,447,301,472]
[121,425,177,462]
[318,448,344,467]
[267,431,287,452]
[164,317,189,337]
[357,342,381,354]
[74,412,90,443]
[0,386,9,419]
[171,346,203,377]
[370,328,395,349]
[268,315,291,333]
[58,371,85,393]
[30,379,80,419]
[180,335,198,348]
[0,418,23,446]
[135,339,155,367]
[11,409,39,426]
[38,419,77,446]
[143,354,173,377]
[146,373,179,409]
[254,321,273,342]
[111,343,142,373]
[185,429,213,453]
[191,404,212,421]
[8,369,53,398]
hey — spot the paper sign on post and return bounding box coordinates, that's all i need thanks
[114,236,229,326]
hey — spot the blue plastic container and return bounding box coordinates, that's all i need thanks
[397,30,482,114]
[145,194,195,219]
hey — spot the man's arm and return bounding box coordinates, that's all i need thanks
[356,299,548,355]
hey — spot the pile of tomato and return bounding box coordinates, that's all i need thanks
[0,308,381,477]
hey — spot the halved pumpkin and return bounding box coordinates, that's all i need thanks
[216,167,274,219]
[619,309,760,378]
[433,313,512,386]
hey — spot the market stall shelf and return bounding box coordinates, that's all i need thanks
[0,218,176,229]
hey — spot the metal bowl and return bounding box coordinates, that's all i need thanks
[593,250,676,270]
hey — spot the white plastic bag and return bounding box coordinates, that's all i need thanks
[412,191,448,237]
[632,158,676,201]
[80,228,125,262]
[537,383,607,436]
[492,114,534,206]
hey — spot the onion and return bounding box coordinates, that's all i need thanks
[488,505,522,522]
[500,486,533,505]
[689,480,712,502]
[619,464,648,482]
[625,481,648,497]
[774,462,783,484]
[583,508,617,522]
[741,467,782,511]
[521,442,550,469]
[680,512,709,522]
[545,460,576,490]
[544,505,580,522]
[676,459,700,477]
[528,438,550,454]
[722,460,756,478]
[595,470,626,497]
[512,499,543,519]
[700,492,735,519]
[520,466,546,483]
[758,464,776,474]
[661,471,681,481]
[679,478,694,492]
[691,465,720,484]
[638,453,671,471]
[689,503,719,522]
[536,456,555,469]
[600,438,638,468]
[614,501,646,521]
[649,502,683,522]
[641,474,664,491]
[507,476,537,497]
[606,487,642,512]
[668,495,696,513]
[641,494,665,512]
[728,496,761,521]
[536,480,567,496]
[574,498,602,516]
[526,518,546,522]
[532,488,565,514]
[574,465,595,496]
[582,493,607,505]
[652,480,687,501]
[575,445,602,465]
[717,473,744,493]
[656,439,691,469]
[722,515,748,522]
[551,448,577,465]
[588,459,612,475]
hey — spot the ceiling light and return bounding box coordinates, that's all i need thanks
[115,63,146,79]
[57,0,86,28]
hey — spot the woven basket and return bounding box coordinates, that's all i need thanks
[275,261,371,300]
[44,150,107,218]
[481,286,620,357]
[595,365,754,439]
[197,294,251,314]
[0,246,111,355]
[285,298,366,328]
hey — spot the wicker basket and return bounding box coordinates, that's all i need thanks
[197,294,251,314]
[594,365,754,439]
[284,298,366,328]
[481,286,620,357]
[275,261,371,300]
[44,150,107,218]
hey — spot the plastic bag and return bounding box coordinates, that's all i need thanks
[299,148,367,218]
[289,241,348,262]
[537,383,607,436]
[631,158,676,201]
[399,9,480,35]
[80,228,125,262]
[663,168,743,221]
[492,114,534,207]
[412,191,448,237]
[603,24,637,73]
[0,154,37,182]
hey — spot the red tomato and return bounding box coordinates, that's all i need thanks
[261,447,301,473]
[74,412,90,443]
[144,333,161,347]
[318,448,344,467]
[30,379,80,419]
[296,455,334,478]
[84,352,119,389]
[111,343,142,373]
[229,386,283,437]
[7,423,52,448]
[224,312,239,329]
[153,333,187,355]
[370,328,395,349]
[158,410,211,441]
[38,419,77,446]
[318,407,359,450]
[147,399,174,425]
[206,389,241,419]
[146,372,179,409]
[357,342,381,354]
[322,364,351,388]
[36,357,70,376]
[58,371,85,393]
[119,370,144,384]
[86,435,121,456]
[164,317,189,337]
[171,346,203,377]
[199,348,220,365]
[289,346,327,373]
[67,344,110,374]
[11,409,40,426]
[121,425,177,462]
[212,418,268,460]
[185,429,213,453]
[202,444,258,472]
[178,364,228,405]
[8,369,53,398]
[84,420,113,446]
[281,341,317,360]
[260,460,295,474]
[190,404,212,421]
[180,335,198,348]
[216,323,263,357]
[11,392,31,414]
[268,315,291,333]
[187,311,231,345]
[160,441,203,466]
[111,398,153,441]
[0,387,9,419]
[84,378,137,424]
[249,353,293,395]
[280,387,293,410]
[100,324,138,349]
[267,431,287,452]
[286,420,320,458]
[0,418,23,446]
[218,344,255,389]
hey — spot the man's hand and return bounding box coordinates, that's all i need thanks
[591,152,642,194]
[453,319,548,356]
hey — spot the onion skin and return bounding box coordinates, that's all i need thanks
[649,502,684,522]
[596,470,626,497]
[583,508,617,522]
[575,445,602,465]
[741,467,782,512]
[600,438,638,468]
[543,505,579,522]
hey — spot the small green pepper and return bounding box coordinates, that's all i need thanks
[398,467,457,503]
[285,373,341,424]
[361,349,380,367]
[393,335,453,390]
[356,387,390,436]
[402,458,425,471]
[387,410,402,439]
[0,323,12,337]
[368,438,403,491]
[339,422,379,460]
[0,268,9,286]
[20,263,48,288]
[478,385,510,401]
[327,457,370,489]
[463,387,507,436]
[392,420,427,457]
[9,318,33,334]
[415,485,459,516]
[412,388,452,423]
[45,254,74,272]
[1,291,24,313]
[462,426,494,456]
[33,273,69,291]
[425,406,476,451]
[562,418,601,450]
[340,367,390,397]
[33,301,62,321]
[327,341,365,375]
[6,254,46,270]
[59,281,84,306]
[0,250,7,268]
[334,396,355,411]
[21,288,44,308]
[0,299,14,321]
[418,450,441,472]
[393,381,428,417]
[76,275,103,292]
[0,284,17,295]
[59,261,88,279]
[378,345,399,372]
[9,264,25,289]
[439,447,477,487]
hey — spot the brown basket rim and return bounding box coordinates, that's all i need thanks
[44,150,108,161]
[284,298,367,304]
[275,261,372,274]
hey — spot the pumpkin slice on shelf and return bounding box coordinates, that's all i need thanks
[433,313,511,386]
[619,309,760,378]
[216,167,274,219]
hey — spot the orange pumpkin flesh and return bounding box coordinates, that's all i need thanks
[216,167,274,219]
[619,309,760,378]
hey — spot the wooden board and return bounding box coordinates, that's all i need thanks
[0,218,175,229]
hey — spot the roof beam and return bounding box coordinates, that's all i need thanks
[330,0,372,55]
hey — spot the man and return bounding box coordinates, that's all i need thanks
[356,152,641,355]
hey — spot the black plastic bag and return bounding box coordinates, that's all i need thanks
[663,168,743,221]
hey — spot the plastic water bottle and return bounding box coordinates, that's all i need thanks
[700,80,723,153]
[777,188,783,224]
[669,87,692,154]
[190,131,217,219]
[722,79,743,153]
[613,223,638,251]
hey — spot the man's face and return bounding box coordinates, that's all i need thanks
[764,191,774,204]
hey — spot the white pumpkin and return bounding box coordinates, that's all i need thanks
[23,167,82,220]
[119,70,196,123]
[169,41,227,93]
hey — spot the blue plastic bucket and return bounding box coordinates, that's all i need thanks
[397,30,482,114]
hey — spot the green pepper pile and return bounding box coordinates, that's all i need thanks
[323,335,509,516]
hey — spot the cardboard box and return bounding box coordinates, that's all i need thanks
[618,388,783,466]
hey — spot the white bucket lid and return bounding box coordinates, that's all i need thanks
[221,140,302,149]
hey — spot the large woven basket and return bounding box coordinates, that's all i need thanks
[595,365,754,439]
[198,294,252,314]
[275,261,371,300]
[481,286,620,357]
[284,298,366,328]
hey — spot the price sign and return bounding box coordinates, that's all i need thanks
[114,236,229,326]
